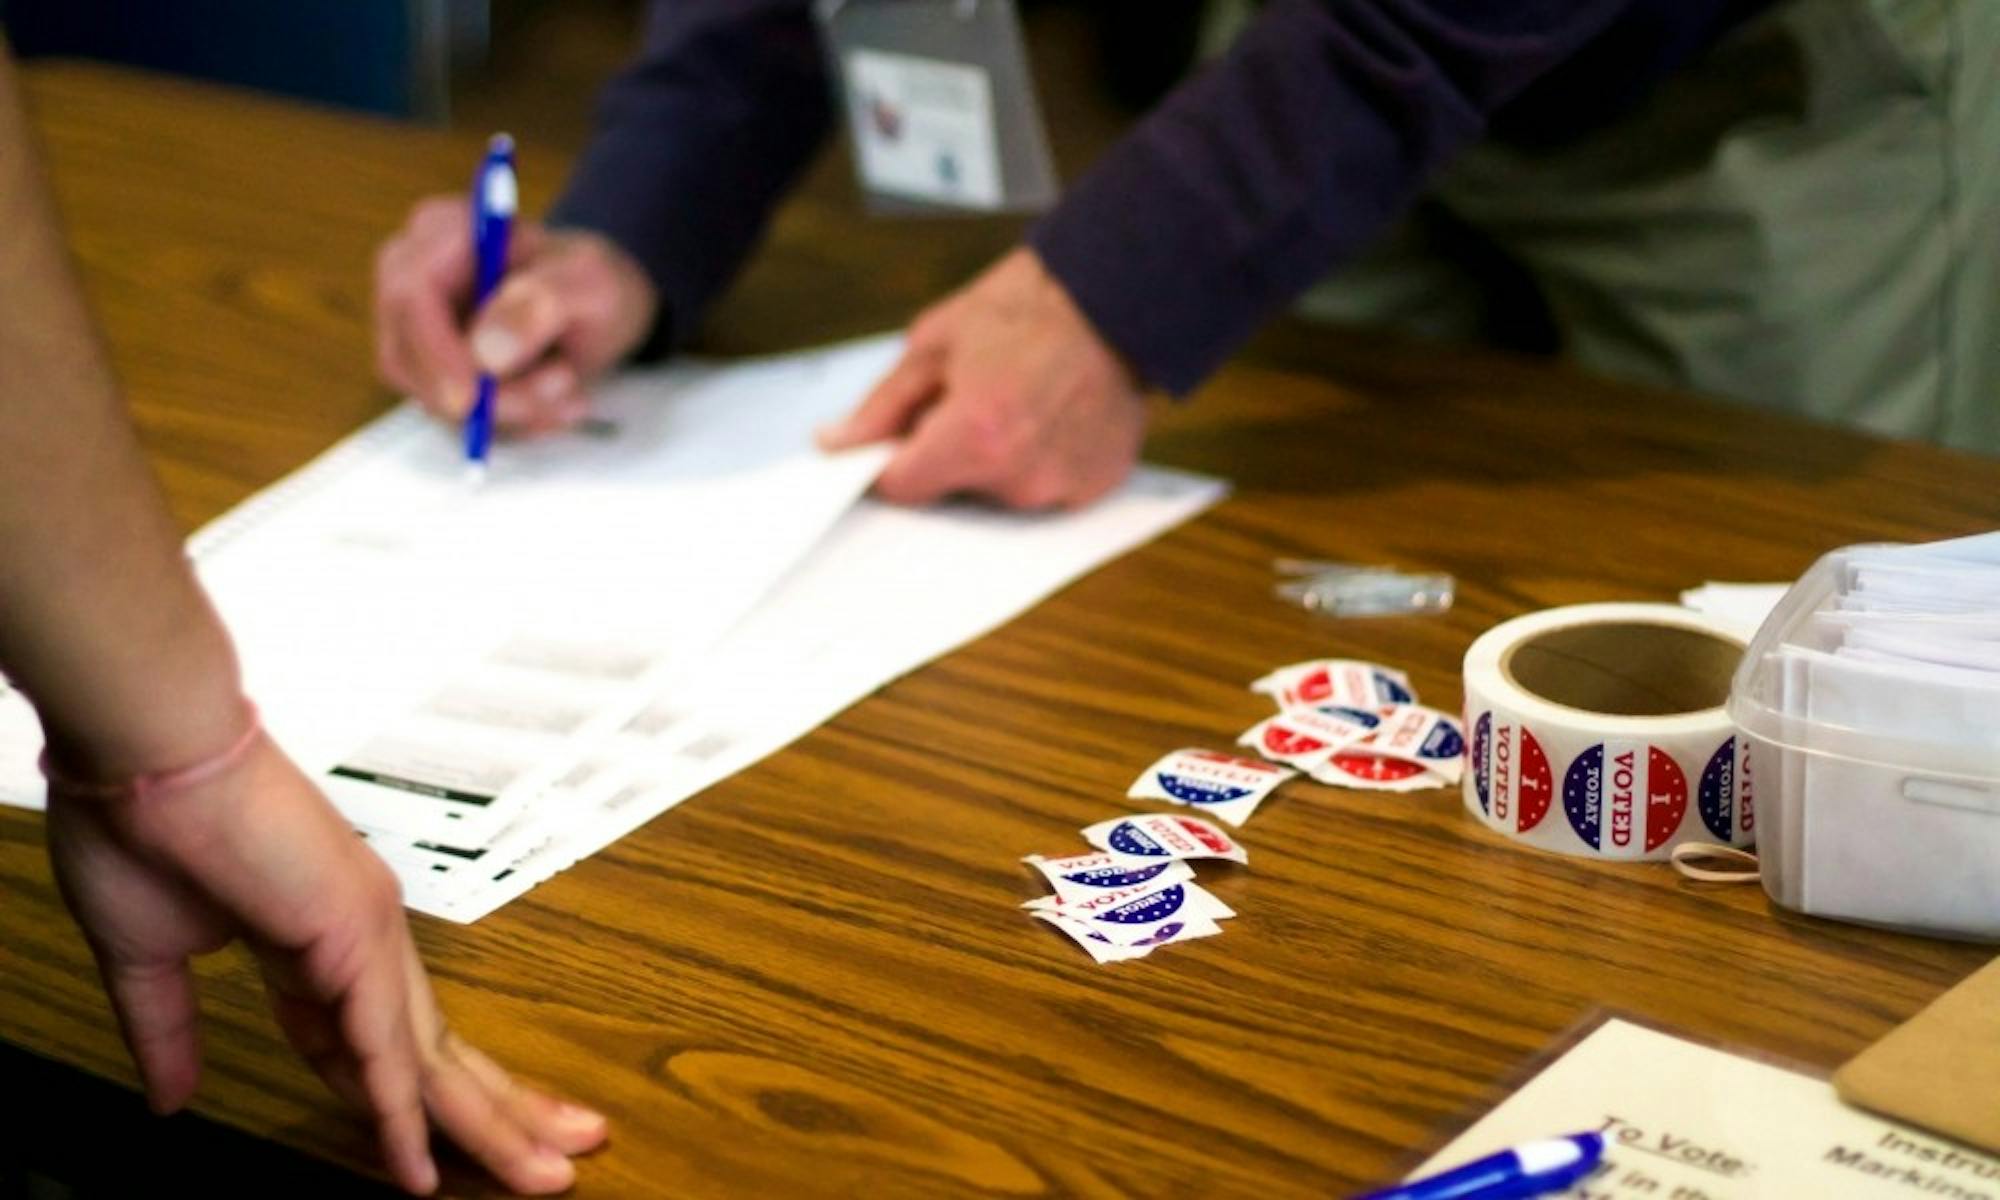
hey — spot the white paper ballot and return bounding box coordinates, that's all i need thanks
[0,339,903,829]
[1409,1018,1999,1199]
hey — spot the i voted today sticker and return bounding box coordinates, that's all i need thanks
[1329,704,1466,786]
[1080,813,1248,866]
[1030,909,1225,963]
[1471,712,1556,835]
[1127,748,1295,827]
[1252,660,1416,711]
[1311,752,1443,792]
[1024,878,1235,947]
[1696,736,1753,844]
[1238,706,1380,770]
[1021,851,1195,903]
[1029,911,1152,964]
[1562,740,1690,856]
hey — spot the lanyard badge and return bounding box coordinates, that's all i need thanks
[815,0,1059,213]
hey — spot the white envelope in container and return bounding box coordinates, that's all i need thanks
[1730,533,2000,941]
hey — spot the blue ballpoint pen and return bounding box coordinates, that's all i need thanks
[1351,1132,1605,1200]
[464,132,517,481]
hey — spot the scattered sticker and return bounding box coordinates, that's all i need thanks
[1022,851,1195,903]
[1237,705,1380,770]
[1126,748,1295,826]
[1342,704,1466,785]
[1030,910,1226,963]
[1029,911,1156,964]
[1024,879,1235,946]
[1080,813,1249,865]
[1124,914,1226,948]
[1251,659,1416,710]
[1310,751,1446,792]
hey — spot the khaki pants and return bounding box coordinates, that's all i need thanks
[1293,0,2000,453]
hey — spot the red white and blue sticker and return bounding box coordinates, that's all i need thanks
[1029,911,1152,964]
[1310,751,1443,792]
[1470,712,1493,815]
[1030,910,1225,964]
[1736,736,1758,842]
[1080,813,1249,865]
[1561,739,1690,856]
[1021,851,1195,903]
[1023,878,1235,947]
[1253,660,1416,711]
[1238,706,1379,770]
[1345,705,1466,785]
[1696,735,1753,845]
[1469,713,1555,835]
[1123,914,1225,947]
[1127,748,1295,827]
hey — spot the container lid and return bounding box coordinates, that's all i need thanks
[1728,540,2000,783]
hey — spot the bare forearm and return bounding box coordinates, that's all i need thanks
[0,43,243,776]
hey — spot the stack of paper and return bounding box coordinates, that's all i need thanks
[0,336,1226,923]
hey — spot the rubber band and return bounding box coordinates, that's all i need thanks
[40,702,264,803]
[1670,841,1761,884]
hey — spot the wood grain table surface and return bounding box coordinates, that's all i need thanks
[2,63,1994,1198]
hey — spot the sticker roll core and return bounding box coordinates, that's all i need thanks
[1462,603,1755,860]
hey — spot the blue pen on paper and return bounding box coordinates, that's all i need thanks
[1351,1132,1605,1200]
[464,133,517,482]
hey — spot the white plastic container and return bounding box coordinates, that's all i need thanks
[1729,543,2000,941]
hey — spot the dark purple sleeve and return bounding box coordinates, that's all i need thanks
[547,0,831,353]
[1028,0,1656,395]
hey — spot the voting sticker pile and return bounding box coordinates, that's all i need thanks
[1241,660,1464,792]
[1022,816,1246,964]
[1028,659,1465,964]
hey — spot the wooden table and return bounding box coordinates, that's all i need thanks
[4,63,1995,1198]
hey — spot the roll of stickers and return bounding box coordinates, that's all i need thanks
[1463,603,1754,861]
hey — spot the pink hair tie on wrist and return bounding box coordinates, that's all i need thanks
[40,702,265,803]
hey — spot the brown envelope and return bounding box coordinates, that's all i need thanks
[1835,957,2000,1154]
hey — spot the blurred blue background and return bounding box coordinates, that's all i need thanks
[0,0,493,118]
